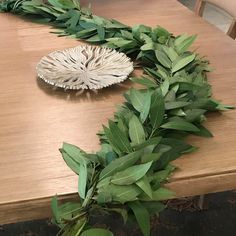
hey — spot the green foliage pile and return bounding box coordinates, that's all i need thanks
[0,0,233,235]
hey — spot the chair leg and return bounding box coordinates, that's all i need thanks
[198,194,207,210]
[227,20,236,39]
[195,0,206,17]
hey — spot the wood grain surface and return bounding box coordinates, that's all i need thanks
[0,0,235,224]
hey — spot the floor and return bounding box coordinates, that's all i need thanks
[1,1,235,235]
[0,191,235,236]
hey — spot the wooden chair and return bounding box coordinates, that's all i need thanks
[195,0,236,39]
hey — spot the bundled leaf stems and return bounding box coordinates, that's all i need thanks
[0,0,233,235]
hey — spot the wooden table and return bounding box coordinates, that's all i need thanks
[0,0,235,225]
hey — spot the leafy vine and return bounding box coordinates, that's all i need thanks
[0,0,233,235]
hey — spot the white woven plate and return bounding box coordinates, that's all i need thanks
[36,45,133,90]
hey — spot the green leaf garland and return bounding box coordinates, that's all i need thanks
[0,0,233,235]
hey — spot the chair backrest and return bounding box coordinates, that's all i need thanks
[195,0,236,39]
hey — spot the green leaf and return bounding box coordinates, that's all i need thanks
[107,184,141,203]
[131,77,157,89]
[169,108,186,117]
[61,217,86,235]
[97,25,105,40]
[150,90,165,130]
[160,138,194,154]
[81,228,114,236]
[140,187,174,201]
[59,0,77,9]
[152,26,170,43]
[96,191,112,204]
[129,89,146,112]
[129,115,146,145]
[62,142,87,164]
[57,202,82,222]
[66,12,80,28]
[111,161,152,185]
[165,89,176,102]
[172,84,179,93]
[108,19,129,29]
[82,186,94,207]
[99,150,142,180]
[103,126,122,155]
[140,91,152,123]
[161,120,200,132]
[165,101,190,110]
[172,54,196,73]
[144,67,163,81]
[133,137,162,151]
[151,188,174,200]
[174,34,189,46]
[76,28,96,38]
[78,163,87,199]
[56,10,71,21]
[175,35,197,54]
[92,15,105,25]
[154,143,172,154]
[216,103,235,111]
[178,82,202,92]
[106,38,134,48]
[31,17,52,24]
[132,24,151,39]
[150,168,173,183]
[48,0,65,8]
[87,34,103,42]
[192,124,213,137]
[181,146,199,154]
[60,149,80,175]
[128,201,150,236]
[141,144,171,163]
[155,49,172,68]
[117,118,128,135]
[160,77,169,96]
[98,143,113,154]
[37,6,61,17]
[141,42,156,51]
[140,33,153,44]
[136,176,153,198]
[97,143,113,166]
[84,153,98,163]
[141,153,163,163]
[106,151,117,164]
[107,120,132,153]
[97,176,111,189]
[152,26,171,38]
[185,109,206,122]
[121,30,134,40]
[51,196,60,224]
[143,144,157,155]
[21,5,38,14]
[162,46,178,62]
